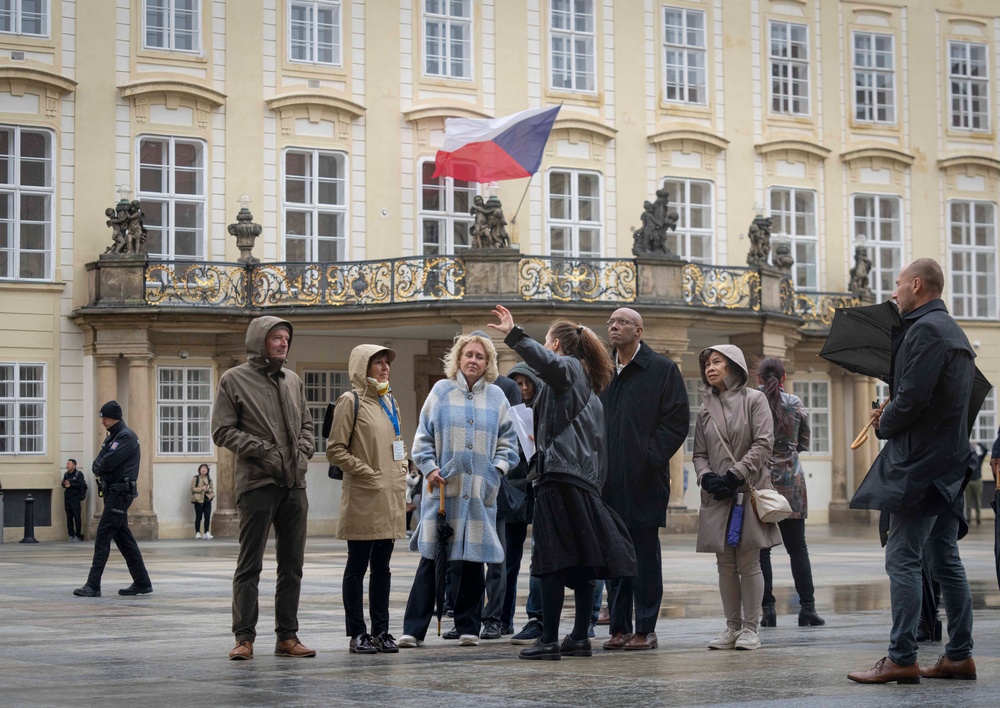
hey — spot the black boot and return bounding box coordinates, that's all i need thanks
[798,601,825,626]
[760,602,777,628]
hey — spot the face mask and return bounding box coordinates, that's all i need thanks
[367,377,390,395]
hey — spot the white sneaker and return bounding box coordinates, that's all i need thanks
[195,532,202,539]
[397,635,422,648]
[734,628,761,650]
[204,532,213,540]
[458,634,479,646]
[707,627,740,650]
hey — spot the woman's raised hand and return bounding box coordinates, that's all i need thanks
[488,304,515,335]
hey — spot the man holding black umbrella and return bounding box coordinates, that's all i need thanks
[848,258,977,684]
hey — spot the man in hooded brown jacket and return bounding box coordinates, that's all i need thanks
[212,315,316,660]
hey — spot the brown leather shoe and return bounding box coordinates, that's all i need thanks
[847,656,920,684]
[229,639,253,660]
[596,607,610,625]
[920,654,976,680]
[602,632,632,650]
[624,632,658,650]
[275,636,316,658]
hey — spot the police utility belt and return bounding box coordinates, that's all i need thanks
[100,479,137,498]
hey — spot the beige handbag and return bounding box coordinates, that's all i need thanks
[710,419,792,524]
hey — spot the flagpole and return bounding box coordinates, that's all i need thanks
[509,173,534,226]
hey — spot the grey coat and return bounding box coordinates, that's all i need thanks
[693,344,781,554]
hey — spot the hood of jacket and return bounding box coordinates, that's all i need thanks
[348,343,396,396]
[699,344,749,390]
[507,362,545,408]
[246,315,294,373]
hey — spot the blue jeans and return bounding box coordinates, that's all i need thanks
[591,580,604,623]
[885,511,973,666]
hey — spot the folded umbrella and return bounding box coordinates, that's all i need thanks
[432,484,454,636]
[726,493,744,547]
[993,488,1000,591]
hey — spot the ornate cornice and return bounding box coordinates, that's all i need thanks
[755,139,831,160]
[118,79,226,108]
[266,92,365,119]
[840,146,915,167]
[552,112,617,142]
[0,66,76,94]
[648,127,729,152]
[938,154,1000,174]
[402,104,490,123]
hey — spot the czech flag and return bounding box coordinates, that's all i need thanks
[432,105,561,183]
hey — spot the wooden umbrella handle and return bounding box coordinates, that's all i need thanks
[851,399,889,450]
[439,487,446,514]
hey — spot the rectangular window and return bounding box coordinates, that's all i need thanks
[547,168,602,257]
[663,6,706,104]
[144,0,200,52]
[283,149,347,262]
[769,20,809,115]
[0,0,48,37]
[769,187,817,290]
[684,377,701,455]
[853,32,895,123]
[949,200,997,319]
[550,0,595,93]
[157,367,212,454]
[661,178,712,262]
[419,161,474,255]
[0,362,45,454]
[972,390,996,446]
[852,193,902,302]
[423,0,471,79]
[792,380,828,455]
[289,0,341,66]
[948,41,989,131]
[137,136,206,260]
[0,126,53,281]
[304,369,351,453]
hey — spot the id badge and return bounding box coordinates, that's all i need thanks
[392,439,405,461]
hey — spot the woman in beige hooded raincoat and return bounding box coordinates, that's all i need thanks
[693,344,780,651]
[327,344,408,655]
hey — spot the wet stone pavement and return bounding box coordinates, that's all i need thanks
[1,523,998,707]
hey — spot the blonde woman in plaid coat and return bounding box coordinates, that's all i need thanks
[398,332,519,648]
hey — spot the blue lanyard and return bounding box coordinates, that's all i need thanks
[379,395,400,437]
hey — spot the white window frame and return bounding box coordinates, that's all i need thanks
[684,377,701,455]
[143,0,201,53]
[0,125,54,281]
[769,20,809,116]
[137,135,207,260]
[792,380,829,455]
[303,368,351,455]
[852,193,902,303]
[661,177,713,263]
[663,6,707,105]
[853,31,895,124]
[769,187,818,290]
[423,0,472,80]
[948,199,998,320]
[546,168,603,258]
[418,159,476,255]
[549,0,596,93]
[282,148,348,262]
[972,390,996,447]
[0,361,45,455]
[156,366,212,455]
[948,40,989,132]
[0,0,49,37]
[288,0,342,67]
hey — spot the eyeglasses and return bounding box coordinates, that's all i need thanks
[606,318,636,327]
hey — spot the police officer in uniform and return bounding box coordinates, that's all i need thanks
[74,401,153,598]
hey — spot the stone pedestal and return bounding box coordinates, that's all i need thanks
[757,265,787,313]
[635,256,686,305]
[663,508,700,534]
[128,510,159,541]
[88,254,147,306]
[461,248,521,302]
[210,509,240,538]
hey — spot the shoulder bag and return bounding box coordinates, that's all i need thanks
[324,391,360,480]
[710,417,792,524]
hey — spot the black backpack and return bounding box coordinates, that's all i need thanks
[324,391,359,480]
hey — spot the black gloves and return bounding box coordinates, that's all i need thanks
[701,472,723,494]
[709,470,741,501]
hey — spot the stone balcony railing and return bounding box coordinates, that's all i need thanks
[84,251,858,328]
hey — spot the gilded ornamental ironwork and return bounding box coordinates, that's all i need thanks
[145,262,248,307]
[518,257,637,303]
[789,289,860,329]
[682,263,761,310]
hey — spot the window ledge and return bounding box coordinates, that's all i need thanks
[0,280,65,293]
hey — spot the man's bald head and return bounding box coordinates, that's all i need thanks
[903,258,944,297]
[894,258,944,315]
[608,307,643,351]
[612,308,643,328]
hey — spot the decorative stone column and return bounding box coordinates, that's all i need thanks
[847,376,879,525]
[89,356,119,535]
[127,353,158,539]
[827,371,853,524]
[210,342,244,538]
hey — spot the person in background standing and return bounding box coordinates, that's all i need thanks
[62,458,87,542]
[964,443,987,525]
[191,464,215,540]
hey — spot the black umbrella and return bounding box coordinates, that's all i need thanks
[433,486,454,636]
[993,489,1000,591]
[820,300,993,436]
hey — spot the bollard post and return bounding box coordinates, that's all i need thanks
[19,494,38,544]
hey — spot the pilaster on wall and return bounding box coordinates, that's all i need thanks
[209,335,248,539]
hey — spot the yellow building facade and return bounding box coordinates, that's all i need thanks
[1,0,997,541]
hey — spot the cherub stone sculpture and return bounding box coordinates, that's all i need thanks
[773,239,794,272]
[631,188,678,256]
[125,200,148,255]
[104,204,129,254]
[849,245,873,296]
[469,195,490,248]
[485,195,509,248]
[746,215,772,267]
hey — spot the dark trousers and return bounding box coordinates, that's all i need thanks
[503,520,529,627]
[760,517,816,606]
[194,500,213,533]
[85,495,150,590]
[232,486,309,643]
[65,498,83,539]
[608,526,662,635]
[343,538,394,637]
[404,558,484,640]
[484,516,507,623]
